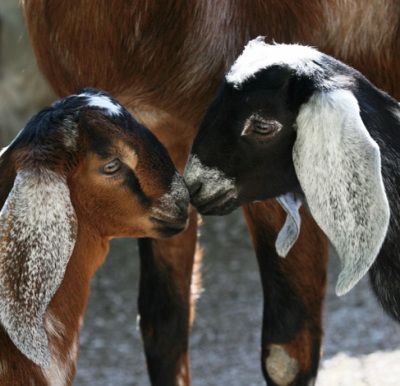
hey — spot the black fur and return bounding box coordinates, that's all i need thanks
[138,238,189,386]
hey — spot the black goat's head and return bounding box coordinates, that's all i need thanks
[185,37,390,296]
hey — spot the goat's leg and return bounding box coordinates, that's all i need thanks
[138,208,200,386]
[243,200,328,386]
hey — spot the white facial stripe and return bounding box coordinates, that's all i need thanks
[0,169,77,367]
[184,155,238,201]
[79,93,122,116]
[226,37,322,86]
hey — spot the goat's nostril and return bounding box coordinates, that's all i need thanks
[188,180,203,197]
[176,199,188,214]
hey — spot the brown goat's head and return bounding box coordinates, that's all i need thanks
[0,89,189,367]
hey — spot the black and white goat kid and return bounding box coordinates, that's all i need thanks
[185,37,400,320]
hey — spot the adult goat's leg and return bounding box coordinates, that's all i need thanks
[138,208,200,386]
[243,200,328,386]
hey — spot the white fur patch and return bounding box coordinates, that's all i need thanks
[79,93,122,116]
[276,193,302,257]
[294,89,390,296]
[226,37,322,86]
[184,155,238,202]
[265,344,299,386]
[0,169,77,367]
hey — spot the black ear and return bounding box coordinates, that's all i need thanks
[0,113,78,367]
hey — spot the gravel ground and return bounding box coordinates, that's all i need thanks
[75,211,400,386]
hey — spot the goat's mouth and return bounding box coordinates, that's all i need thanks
[192,189,239,215]
[150,215,188,237]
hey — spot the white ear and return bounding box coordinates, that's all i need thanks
[276,193,302,257]
[0,169,77,367]
[293,89,390,295]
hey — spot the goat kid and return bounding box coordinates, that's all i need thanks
[0,88,189,385]
[186,38,400,336]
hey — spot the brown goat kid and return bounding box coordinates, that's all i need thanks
[22,1,400,385]
[0,88,189,385]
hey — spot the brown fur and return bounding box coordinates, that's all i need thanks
[244,201,327,378]
[21,1,400,384]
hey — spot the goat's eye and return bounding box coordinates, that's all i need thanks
[241,116,282,139]
[101,159,122,175]
[252,119,280,136]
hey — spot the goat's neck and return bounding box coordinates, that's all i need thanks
[45,222,110,384]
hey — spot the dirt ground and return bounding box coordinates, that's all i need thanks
[75,211,400,386]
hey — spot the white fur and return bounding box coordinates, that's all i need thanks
[42,333,78,386]
[0,169,77,367]
[184,155,238,202]
[45,312,66,342]
[152,173,189,219]
[42,351,68,386]
[60,118,78,150]
[294,89,390,295]
[79,93,122,116]
[226,37,322,86]
[276,193,302,257]
[265,344,299,386]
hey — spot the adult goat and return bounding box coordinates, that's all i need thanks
[0,88,189,385]
[22,1,400,385]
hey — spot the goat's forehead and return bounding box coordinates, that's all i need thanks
[226,39,322,87]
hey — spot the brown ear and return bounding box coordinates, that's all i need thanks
[0,168,77,367]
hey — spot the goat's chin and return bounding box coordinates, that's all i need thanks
[149,216,189,238]
[195,196,239,216]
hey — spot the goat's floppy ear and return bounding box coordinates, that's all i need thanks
[0,168,77,367]
[293,89,390,295]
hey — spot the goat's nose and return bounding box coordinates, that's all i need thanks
[188,180,203,198]
[176,198,188,214]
